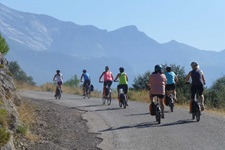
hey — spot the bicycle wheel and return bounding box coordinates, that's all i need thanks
[170,102,174,112]
[102,96,106,105]
[196,105,201,121]
[156,110,161,124]
[123,99,126,109]
[107,92,111,105]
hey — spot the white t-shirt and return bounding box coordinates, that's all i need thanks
[54,73,63,82]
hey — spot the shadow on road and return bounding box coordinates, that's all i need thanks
[125,112,150,116]
[160,119,196,127]
[95,107,121,112]
[100,122,158,132]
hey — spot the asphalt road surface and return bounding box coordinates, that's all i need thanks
[19,91,225,150]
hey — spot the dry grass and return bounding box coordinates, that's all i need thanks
[15,81,225,118]
[17,100,40,141]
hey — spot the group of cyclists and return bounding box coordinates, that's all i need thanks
[53,61,206,119]
[149,61,205,119]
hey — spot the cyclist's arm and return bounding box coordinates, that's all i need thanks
[201,72,206,85]
[175,75,178,83]
[80,74,84,82]
[114,74,119,81]
[125,74,128,82]
[111,72,114,81]
[53,74,56,81]
[99,72,104,82]
[185,72,191,83]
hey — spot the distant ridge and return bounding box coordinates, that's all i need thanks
[0,2,225,87]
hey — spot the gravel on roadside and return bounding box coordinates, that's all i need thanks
[15,97,102,150]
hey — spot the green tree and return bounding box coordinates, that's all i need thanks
[132,71,151,90]
[8,61,36,85]
[205,76,225,109]
[64,74,80,87]
[0,34,9,55]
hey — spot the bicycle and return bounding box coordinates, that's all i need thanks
[185,82,201,122]
[99,81,112,105]
[165,90,174,112]
[191,94,201,122]
[81,81,91,99]
[118,88,127,109]
[55,85,62,99]
[151,96,161,124]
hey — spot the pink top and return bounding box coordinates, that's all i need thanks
[149,73,167,95]
[104,71,113,81]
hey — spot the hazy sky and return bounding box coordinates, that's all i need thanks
[1,0,225,51]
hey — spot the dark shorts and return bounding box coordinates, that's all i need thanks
[117,84,128,94]
[104,80,113,87]
[151,94,165,99]
[191,85,204,99]
[83,80,91,87]
[165,84,176,91]
[57,81,62,86]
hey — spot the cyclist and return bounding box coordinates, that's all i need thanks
[53,70,63,97]
[148,65,167,118]
[114,67,129,105]
[99,66,114,98]
[80,69,91,96]
[185,61,206,111]
[164,66,178,101]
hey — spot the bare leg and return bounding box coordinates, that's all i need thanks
[159,98,164,118]
[200,95,205,110]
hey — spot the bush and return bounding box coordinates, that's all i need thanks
[0,128,10,146]
[0,34,9,55]
[16,125,28,136]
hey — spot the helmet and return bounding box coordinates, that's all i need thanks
[82,69,86,73]
[190,61,198,67]
[119,67,124,73]
[105,66,109,71]
[56,70,60,73]
[154,64,162,72]
[166,66,171,72]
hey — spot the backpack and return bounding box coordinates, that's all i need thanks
[164,95,170,106]
[90,84,94,91]
[149,102,156,116]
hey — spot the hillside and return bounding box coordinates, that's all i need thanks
[0,3,225,87]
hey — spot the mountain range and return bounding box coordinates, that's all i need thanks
[0,3,225,89]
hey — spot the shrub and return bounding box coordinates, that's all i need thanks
[0,64,4,68]
[16,125,28,136]
[0,128,10,146]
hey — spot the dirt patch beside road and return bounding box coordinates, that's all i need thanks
[16,97,102,150]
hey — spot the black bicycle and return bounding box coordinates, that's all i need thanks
[165,91,174,112]
[191,94,201,122]
[55,85,61,99]
[118,88,127,109]
[81,81,91,99]
[99,81,112,105]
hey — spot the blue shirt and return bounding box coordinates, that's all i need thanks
[83,73,90,81]
[165,71,176,84]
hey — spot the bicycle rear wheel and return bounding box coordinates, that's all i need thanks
[102,96,106,105]
[107,93,111,105]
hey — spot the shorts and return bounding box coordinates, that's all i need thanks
[151,94,165,99]
[104,80,113,87]
[83,80,91,87]
[165,84,176,91]
[117,84,128,94]
[191,85,204,99]
[57,81,62,86]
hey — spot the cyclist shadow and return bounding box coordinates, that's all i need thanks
[125,113,150,116]
[76,104,105,108]
[160,119,196,127]
[95,107,121,112]
[100,122,158,132]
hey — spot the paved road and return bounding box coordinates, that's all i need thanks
[20,91,225,150]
